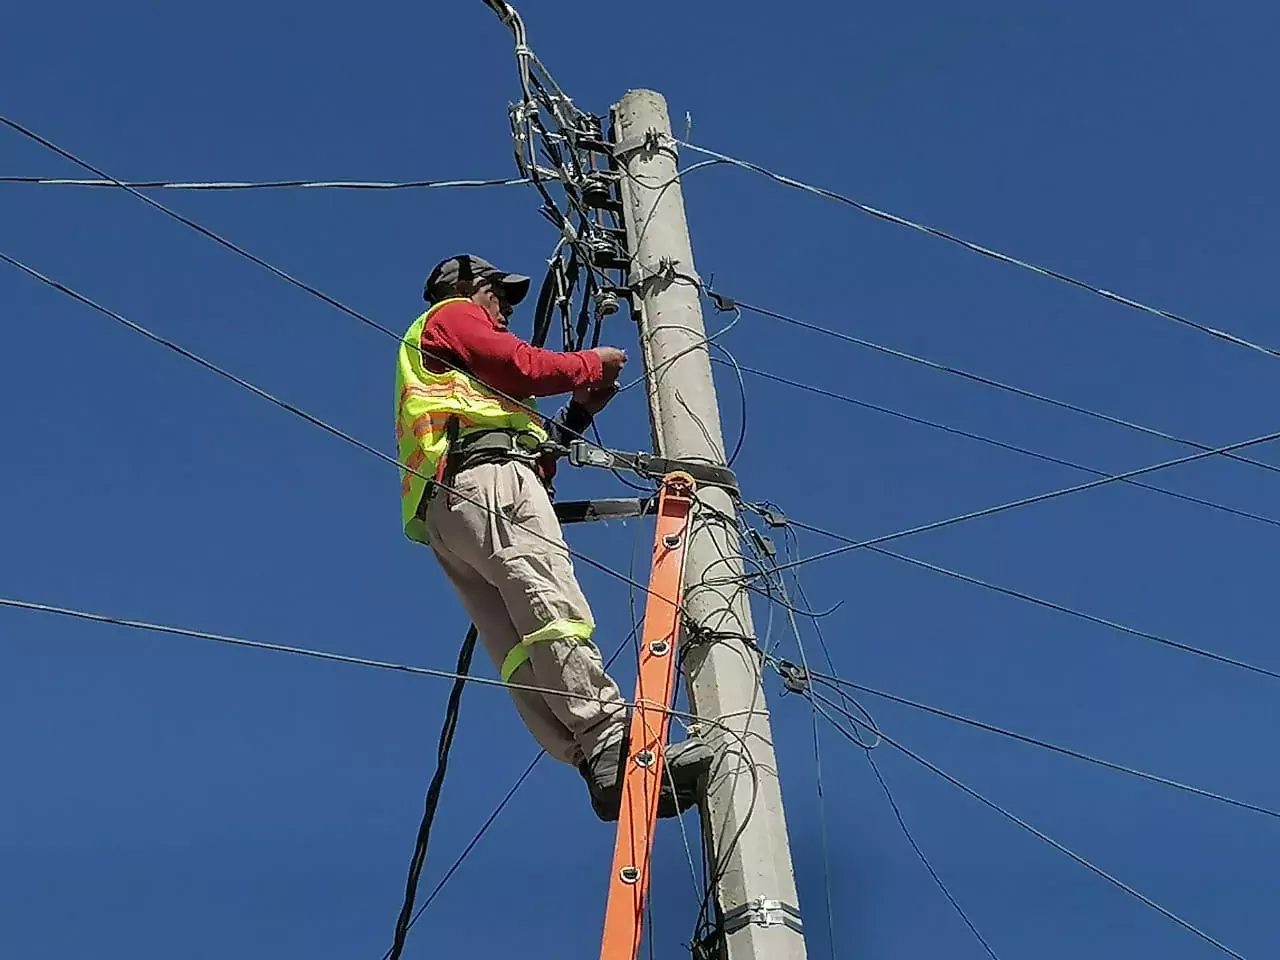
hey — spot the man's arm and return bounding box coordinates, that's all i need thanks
[423,301,603,397]
[546,397,595,447]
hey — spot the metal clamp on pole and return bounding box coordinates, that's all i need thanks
[692,897,805,960]
[721,898,805,936]
[566,440,740,496]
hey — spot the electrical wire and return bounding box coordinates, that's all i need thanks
[762,528,999,959]
[0,249,678,613]
[714,357,1280,530]
[387,624,476,960]
[677,139,1280,363]
[0,594,682,717]
[807,689,1249,960]
[760,426,1280,578]
[744,535,841,959]
[865,753,1002,960]
[2,585,767,960]
[0,115,616,461]
[0,175,529,190]
[379,613,648,956]
[806,672,1280,822]
[674,504,768,953]
[3,232,743,952]
[764,508,1280,683]
[732,297,1280,479]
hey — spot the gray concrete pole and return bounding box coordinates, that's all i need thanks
[611,89,809,960]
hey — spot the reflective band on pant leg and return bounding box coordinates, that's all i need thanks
[500,644,531,683]
[499,618,596,683]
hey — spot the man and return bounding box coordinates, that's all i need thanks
[395,254,712,821]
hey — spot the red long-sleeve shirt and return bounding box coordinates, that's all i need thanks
[420,300,603,397]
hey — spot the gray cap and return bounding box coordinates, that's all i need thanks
[423,254,531,305]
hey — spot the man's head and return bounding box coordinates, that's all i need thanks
[424,254,530,327]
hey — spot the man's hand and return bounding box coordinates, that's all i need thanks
[573,381,619,416]
[592,346,628,382]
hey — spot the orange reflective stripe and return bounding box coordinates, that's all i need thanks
[409,411,481,439]
[399,381,531,416]
[401,450,426,496]
[400,383,463,402]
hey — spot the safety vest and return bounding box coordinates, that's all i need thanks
[396,298,549,545]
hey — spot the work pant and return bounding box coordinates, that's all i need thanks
[424,458,627,766]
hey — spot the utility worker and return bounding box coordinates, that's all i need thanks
[396,254,712,821]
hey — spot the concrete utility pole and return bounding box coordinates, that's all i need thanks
[611,89,809,960]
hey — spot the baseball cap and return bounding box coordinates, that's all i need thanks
[423,254,531,306]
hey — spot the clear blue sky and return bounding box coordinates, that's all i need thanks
[3,2,1278,958]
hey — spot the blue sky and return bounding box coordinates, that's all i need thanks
[3,2,1279,958]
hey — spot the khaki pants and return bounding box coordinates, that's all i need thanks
[424,459,627,766]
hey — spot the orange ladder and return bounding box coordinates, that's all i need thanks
[598,470,697,960]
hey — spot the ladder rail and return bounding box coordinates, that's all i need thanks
[598,471,697,960]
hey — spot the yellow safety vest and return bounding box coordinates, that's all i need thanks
[395,298,550,545]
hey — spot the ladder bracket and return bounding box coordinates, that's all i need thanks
[565,440,739,496]
[554,497,656,525]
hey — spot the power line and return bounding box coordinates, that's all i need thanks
[0,114,608,457]
[732,297,1280,479]
[0,249,673,611]
[2,246,765,910]
[0,175,529,190]
[757,508,1280,683]
[380,613,647,958]
[865,753,1002,960]
[807,690,1249,960]
[761,426,1280,577]
[758,536,998,960]
[0,595,656,713]
[757,535,998,960]
[679,139,1280,363]
[808,673,1280,822]
[717,357,1280,531]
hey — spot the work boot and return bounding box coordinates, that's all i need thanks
[656,737,715,819]
[578,733,714,822]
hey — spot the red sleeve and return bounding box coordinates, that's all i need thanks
[422,301,604,397]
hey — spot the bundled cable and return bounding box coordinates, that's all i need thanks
[386,625,479,960]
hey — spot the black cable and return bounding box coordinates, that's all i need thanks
[0,174,529,190]
[762,425,1280,578]
[808,672,1280,822]
[733,297,1280,479]
[0,248,678,612]
[770,509,1280,683]
[529,254,560,349]
[386,624,477,960]
[679,139,1280,363]
[681,506,767,952]
[707,343,749,468]
[808,689,1248,960]
[716,357,1280,531]
[0,115,613,459]
[865,753,1002,960]
[380,613,647,955]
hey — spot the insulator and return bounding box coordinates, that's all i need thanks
[595,289,620,318]
[581,174,614,208]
